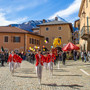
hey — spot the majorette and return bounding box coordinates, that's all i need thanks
[47,50,56,76]
[35,49,44,84]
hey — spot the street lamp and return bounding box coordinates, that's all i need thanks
[82,11,86,26]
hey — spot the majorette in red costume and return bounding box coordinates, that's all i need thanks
[47,51,56,75]
[43,54,48,69]
[35,54,44,66]
[35,50,44,84]
[47,54,56,63]
[7,54,18,62]
[7,51,23,74]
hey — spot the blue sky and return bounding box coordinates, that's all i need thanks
[0,0,82,26]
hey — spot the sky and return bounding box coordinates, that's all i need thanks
[0,0,82,26]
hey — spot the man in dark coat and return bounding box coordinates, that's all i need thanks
[30,52,35,64]
[1,52,5,66]
[62,51,66,65]
[5,51,9,62]
[73,50,77,61]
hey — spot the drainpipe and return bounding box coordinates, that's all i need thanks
[24,34,27,53]
[87,16,89,34]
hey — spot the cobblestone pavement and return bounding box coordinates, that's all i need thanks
[0,60,90,90]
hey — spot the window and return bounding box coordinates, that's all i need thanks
[13,36,21,42]
[35,39,36,45]
[86,0,88,8]
[29,38,32,44]
[46,27,49,31]
[37,40,40,45]
[58,27,61,30]
[32,38,34,44]
[46,37,49,42]
[4,36,8,42]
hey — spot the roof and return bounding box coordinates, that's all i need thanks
[78,0,85,17]
[0,26,28,33]
[38,20,69,26]
[38,20,73,33]
[0,26,44,37]
[32,27,40,30]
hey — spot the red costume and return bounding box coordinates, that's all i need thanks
[43,56,48,63]
[47,54,56,62]
[16,56,23,63]
[8,54,23,63]
[35,54,44,66]
[7,54,18,62]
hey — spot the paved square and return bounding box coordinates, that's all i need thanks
[0,60,90,90]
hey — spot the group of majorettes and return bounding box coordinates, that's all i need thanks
[35,50,56,84]
[7,50,56,85]
[7,51,23,75]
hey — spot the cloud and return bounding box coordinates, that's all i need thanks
[5,0,48,13]
[67,17,79,24]
[0,10,28,26]
[49,0,82,19]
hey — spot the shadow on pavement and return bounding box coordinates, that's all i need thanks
[53,69,69,72]
[84,64,90,65]
[13,75,37,78]
[53,74,82,77]
[42,83,83,89]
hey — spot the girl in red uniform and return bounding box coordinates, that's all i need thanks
[15,55,23,69]
[7,51,17,74]
[47,50,56,76]
[35,49,44,84]
[43,52,48,70]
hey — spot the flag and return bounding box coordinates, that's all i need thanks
[1,46,4,52]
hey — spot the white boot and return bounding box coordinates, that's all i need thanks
[38,79,41,85]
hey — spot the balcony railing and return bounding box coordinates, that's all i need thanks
[81,26,90,40]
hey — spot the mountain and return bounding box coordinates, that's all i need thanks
[9,16,68,32]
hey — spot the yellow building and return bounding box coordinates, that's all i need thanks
[78,0,90,51]
[33,17,73,50]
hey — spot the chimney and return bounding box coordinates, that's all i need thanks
[55,17,58,21]
[43,19,46,23]
[9,25,12,27]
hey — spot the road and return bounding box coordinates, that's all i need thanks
[0,60,90,90]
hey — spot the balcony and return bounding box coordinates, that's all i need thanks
[81,26,90,40]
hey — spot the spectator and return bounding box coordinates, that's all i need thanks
[81,51,84,62]
[73,50,77,61]
[1,52,5,66]
[62,51,66,65]
[77,51,80,60]
[87,51,90,62]
[84,51,87,62]
[5,51,9,62]
[58,51,62,69]
[30,52,35,64]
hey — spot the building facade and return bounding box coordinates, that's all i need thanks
[33,18,73,50]
[73,19,80,44]
[0,26,44,53]
[78,0,90,51]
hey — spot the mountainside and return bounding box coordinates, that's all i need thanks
[9,16,68,32]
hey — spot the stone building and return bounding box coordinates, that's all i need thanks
[33,17,73,50]
[73,19,80,44]
[78,0,90,51]
[0,26,44,53]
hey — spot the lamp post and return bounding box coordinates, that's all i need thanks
[82,11,86,26]
[82,11,86,34]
